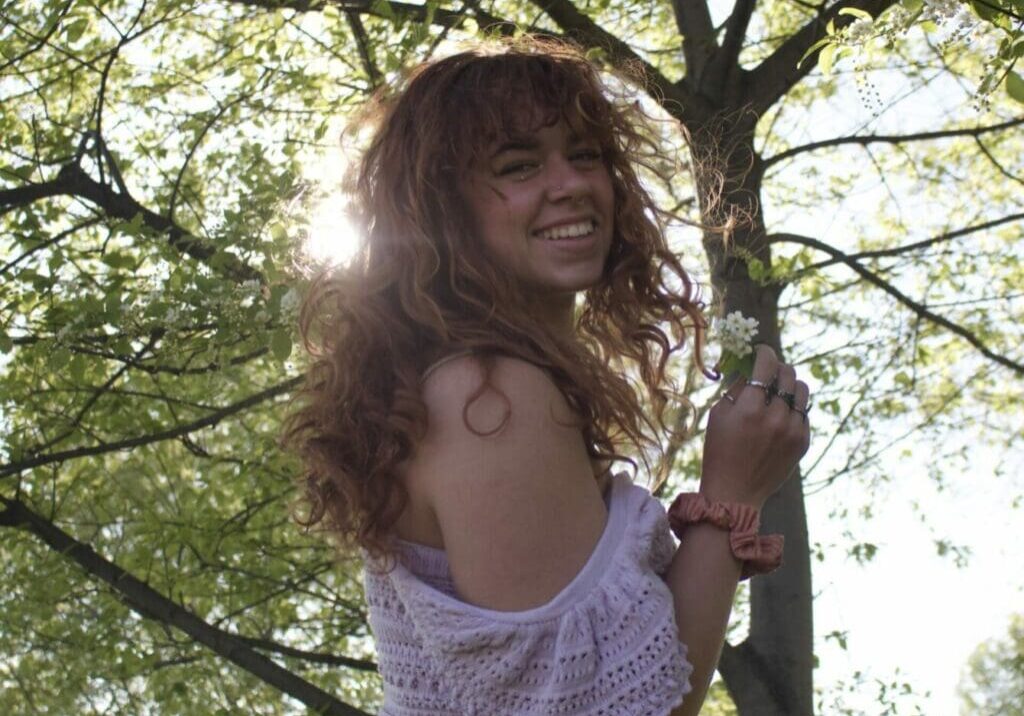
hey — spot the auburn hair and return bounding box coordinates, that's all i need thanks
[280,34,727,571]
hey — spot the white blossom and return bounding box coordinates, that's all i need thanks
[952,7,975,29]
[241,279,262,296]
[845,18,874,43]
[717,311,759,357]
[923,0,960,19]
[280,287,301,315]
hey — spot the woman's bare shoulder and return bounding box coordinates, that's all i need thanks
[413,353,609,611]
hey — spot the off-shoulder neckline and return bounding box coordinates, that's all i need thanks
[389,470,635,624]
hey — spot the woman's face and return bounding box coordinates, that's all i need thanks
[459,115,615,300]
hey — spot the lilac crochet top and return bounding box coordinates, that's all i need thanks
[362,470,694,715]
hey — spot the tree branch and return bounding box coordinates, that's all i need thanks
[763,116,1024,168]
[672,0,717,89]
[0,0,74,73]
[31,331,165,456]
[238,634,378,671]
[700,0,756,96]
[345,10,383,88]
[784,212,1024,272]
[64,343,272,376]
[770,232,1024,376]
[524,0,701,118]
[974,135,1024,188]
[0,216,103,278]
[745,0,899,115]
[0,131,261,283]
[0,496,367,716]
[230,0,512,36]
[0,376,303,479]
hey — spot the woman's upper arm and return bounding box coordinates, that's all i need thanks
[414,355,608,612]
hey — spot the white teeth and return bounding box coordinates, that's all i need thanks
[537,220,595,240]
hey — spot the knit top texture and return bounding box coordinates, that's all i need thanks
[362,469,694,715]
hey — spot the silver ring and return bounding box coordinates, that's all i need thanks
[746,377,777,405]
[723,393,736,403]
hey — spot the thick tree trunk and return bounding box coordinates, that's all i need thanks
[687,112,816,715]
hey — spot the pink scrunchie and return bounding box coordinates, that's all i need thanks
[667,493,784,580]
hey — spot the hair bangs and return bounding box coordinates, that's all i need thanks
[444,54,616,174]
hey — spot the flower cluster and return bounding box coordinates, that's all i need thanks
[280,287,301,316]
[845,18,874,43]
[717,311,759,358]
[921,0,975,32]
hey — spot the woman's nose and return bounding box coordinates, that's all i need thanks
[544,160,589,202]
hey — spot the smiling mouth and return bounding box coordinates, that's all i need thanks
[534,219,597,241]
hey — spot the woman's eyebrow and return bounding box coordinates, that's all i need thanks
[490,137,538,157]
[490,131,590,158]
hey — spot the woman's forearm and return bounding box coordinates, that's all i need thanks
[664,522,743,716]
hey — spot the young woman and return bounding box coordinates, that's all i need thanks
[282,35,810,716]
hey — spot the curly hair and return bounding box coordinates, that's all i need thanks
[280,35,727,571]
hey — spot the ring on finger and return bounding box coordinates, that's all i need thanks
[775,389,796,410]
[746,377,777,405]
[723,393,736,403]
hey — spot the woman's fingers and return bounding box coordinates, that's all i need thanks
[735,344,779,408]
[773,363,796,409]
[793,380,810,411]
[792,380,811,455]
[719,345,811,435]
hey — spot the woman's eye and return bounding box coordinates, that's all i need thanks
[573,150,602,161]
[499,162,535,177]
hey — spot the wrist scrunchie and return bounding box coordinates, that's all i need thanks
[667,493,784,580]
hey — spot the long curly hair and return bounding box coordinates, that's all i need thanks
[280,35,727,570]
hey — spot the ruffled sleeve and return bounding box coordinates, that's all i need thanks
[379,471,693,716]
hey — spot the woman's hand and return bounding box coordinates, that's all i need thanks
[700,344,811,508]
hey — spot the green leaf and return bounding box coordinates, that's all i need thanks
[49,347,71,370]
[1006,70,1024,104]
[825,630,849,650]
[65,18,88,43]
[838,7,873,20]
[104,293,123,321]
[718,350,756,381]
[747,257,768,283]
[371,0,397,24]
[48,252,65,273]
[970,0,999,21]
[1010,35,1024,60]
[799,37,834,69]
[270,329,292,361]
[69,354,87,382]
[101,252,136,270]
[269,223,287,242]
[208,250,234,271]
[0,332,12,354]
[819,44,837,77]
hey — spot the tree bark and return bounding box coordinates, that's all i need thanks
[683,104,815,715]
